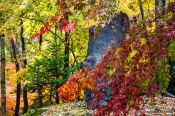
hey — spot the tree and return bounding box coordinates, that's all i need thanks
[20,19,28,114]
[58,1,175,115]
[10,36,21,116]
[1,34,6,116]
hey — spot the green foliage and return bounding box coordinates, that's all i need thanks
[168,40,175,61]
[27,46,63,90]
[156,60,170,93]
[26,37,79,106]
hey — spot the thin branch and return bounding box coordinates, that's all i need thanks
[70,43,79,65]
[22,16,80,66]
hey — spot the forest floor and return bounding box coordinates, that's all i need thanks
[24,96,175,116]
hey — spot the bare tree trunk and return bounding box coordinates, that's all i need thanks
[10,38,21,116]
[56,85,59,103]
[1,34,6,116]
[15,83,21,116]
[38,86,43,108]
[20,20,28,114]
[39,34,42,50]
[49,84,53,104]
[63,15,70,79]
[23,87,28,114]
[54,24,60,104]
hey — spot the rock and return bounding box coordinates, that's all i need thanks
[168,63,175,95]
[81,12,130,109]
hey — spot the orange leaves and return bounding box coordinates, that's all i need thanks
[6,63,16,76]
[58,69,95,102]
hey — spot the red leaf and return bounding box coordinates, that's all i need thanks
[44,21,52,31]
[51,13,58,23]
[59,20,76,33]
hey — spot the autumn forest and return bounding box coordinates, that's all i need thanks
[0,0,175,116]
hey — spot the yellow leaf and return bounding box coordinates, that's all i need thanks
[84,19,95,28]
[140,38,146,45]
[129,50,137,58]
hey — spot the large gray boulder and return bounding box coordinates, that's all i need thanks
[80,12,130,109]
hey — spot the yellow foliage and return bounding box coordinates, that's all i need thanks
[139,56,149,63]
[84,19,96,28]
[140,38,146,45]
[10,68,29,84]
[129,50,137,58]
[116,0,139,16]
[116,0,155,17]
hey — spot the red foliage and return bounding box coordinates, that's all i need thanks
[51,13,58,24]
[91,3,175,115]
[58,2,175,115]
[59,19,76,33]
[32,14,76,40]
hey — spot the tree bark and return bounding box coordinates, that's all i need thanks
[138,0,148,38]
[1,34,6,116]
[39,34,42,50]
[56,85,59,103]
[15,83,21,116]
[49,84,53,104]
[10,38,21,116]
[38,86,43,108]
[54,24,60,104]
[20,20,28,114]
[63,15,70,79]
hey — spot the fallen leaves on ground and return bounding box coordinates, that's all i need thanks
[39,97,175,116]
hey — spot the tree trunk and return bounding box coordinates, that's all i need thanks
[1,34,6,116]
[38,86,43,108]
[54,24,60,104]
[10,38,21,116]
[23,87,28,114]
[15,83,21,116]
[138,0,148,38]
[20,20,28,114]
[61,0,70,79]
[63,15,70,79]
[39,34,42,50]
[49,84,53,104]
[63,34,69,78]
[56,85,59,103]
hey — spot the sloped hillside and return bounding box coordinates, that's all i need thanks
[24,97,175,116]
